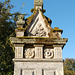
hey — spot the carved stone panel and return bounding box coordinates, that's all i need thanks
[22,69,35,75]
[44,48,54,59]
[25,48,35,59]
[33,24,46,37]
[43,69,56,75]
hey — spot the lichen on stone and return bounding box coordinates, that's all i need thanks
[53,27,63,33]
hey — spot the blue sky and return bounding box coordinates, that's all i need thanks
[9,0,75,59]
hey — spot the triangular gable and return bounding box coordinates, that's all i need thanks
[26,9,52,37]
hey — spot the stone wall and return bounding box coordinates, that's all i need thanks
[14,61,64,75]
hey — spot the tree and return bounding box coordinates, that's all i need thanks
[0,0,15,75]
[64,58,75,75]
[0,0,26,74]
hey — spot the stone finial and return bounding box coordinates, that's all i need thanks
[18,15,24,20]
[34,0,43,10]
[16,15,25,28]
[15,15,25,37]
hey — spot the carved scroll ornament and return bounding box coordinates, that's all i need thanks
[25,48,35,59]
[44,49,54,59]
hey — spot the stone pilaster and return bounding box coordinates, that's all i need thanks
[53,45,63,59]
[34,45,44,59]
[14,44,24,58]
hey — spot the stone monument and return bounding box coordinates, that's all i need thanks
[10,0,68,75]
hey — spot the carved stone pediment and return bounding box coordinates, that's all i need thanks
[26,10,51,37]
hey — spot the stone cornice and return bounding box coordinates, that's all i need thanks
[14,44,25,47]
[10,37,68,45]
[13,58,63,62]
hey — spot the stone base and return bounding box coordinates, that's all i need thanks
[14,59,64,75]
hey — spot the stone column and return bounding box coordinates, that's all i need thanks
[34,45,44,59]
[53,45,63,59]
[14,44,24,58]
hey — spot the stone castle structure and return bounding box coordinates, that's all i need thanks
[10,0,68,75]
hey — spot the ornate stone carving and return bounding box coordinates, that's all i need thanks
[25,48,35,59]
[34,24,46,36]
[44,49,54,59]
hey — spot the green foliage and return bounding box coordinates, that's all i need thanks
[0,0,15,74]
[64,58,75,75]
[0,39,14,75]
[0,0,26,74]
